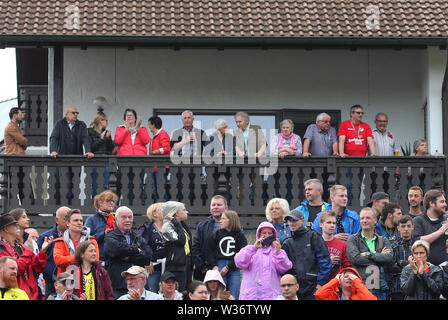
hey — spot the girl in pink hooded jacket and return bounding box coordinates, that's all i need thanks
[234,222,293,300]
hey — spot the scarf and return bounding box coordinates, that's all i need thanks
[97,209,116,232]
[277,133,295,151]
[63,227,91,255]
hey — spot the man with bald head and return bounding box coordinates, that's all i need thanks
[37,206,71,298]
[276,274,300,300]
[50,106,93,158]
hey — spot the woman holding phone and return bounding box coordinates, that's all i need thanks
[234,221,292,300]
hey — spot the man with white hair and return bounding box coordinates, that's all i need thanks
[171,110,207,157]
[37,206,70,298]
[234,111,267,158]
[104,206,153,299]
[118,266,163,300]
[302,112,338,157]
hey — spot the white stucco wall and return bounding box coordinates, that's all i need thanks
[54,46,442,153]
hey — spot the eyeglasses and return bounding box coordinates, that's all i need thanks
[353,111,364,115]
[280,283,296,288]
[319,120,331,123]
[270,207,282,211]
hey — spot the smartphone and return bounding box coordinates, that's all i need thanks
[261,234,276,247]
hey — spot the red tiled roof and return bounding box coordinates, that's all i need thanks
[1,0,447,39]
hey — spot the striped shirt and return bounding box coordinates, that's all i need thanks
[373,128,395,156]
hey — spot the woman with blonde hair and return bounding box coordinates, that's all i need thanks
[209,210,247,299]
[400,240,444,300]
[204,269,234,300]
[265,198,291,243]
[137,202,166,293]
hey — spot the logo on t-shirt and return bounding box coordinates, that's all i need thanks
[219,236,236,257]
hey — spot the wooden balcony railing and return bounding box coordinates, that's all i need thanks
[0,155,446,231]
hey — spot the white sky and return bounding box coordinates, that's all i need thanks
[0,48,17,102]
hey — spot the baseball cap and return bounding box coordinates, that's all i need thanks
[366,192,389,207]
[121,265,147,278]
[284,209,305,221]
[56,272,74,284]
[160,272,177,282]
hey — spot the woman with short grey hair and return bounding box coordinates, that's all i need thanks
[271,119,302,158]
[208,118,235,156]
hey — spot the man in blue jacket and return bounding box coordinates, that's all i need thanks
[295,179,330,227]
[36,206,70,298]
[192,195,228,281]
[312,185,361,241]
[282,209,332,300]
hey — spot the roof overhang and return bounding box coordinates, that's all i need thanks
[1,35,447,50]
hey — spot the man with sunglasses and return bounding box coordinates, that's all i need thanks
[303,112,338,157]
[50,106,93,158]
[338,105,376,157]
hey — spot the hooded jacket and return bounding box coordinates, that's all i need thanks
[281,225,332,299]
[53,227,100,275]
[203,269,235,300]
[0,239,47,300]
[234,222,292,300]
[314,267,377,300]
[311,205,361,235]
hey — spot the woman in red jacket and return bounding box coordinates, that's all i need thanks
[0,214,54,300]
[114,108,150,155]
[67,241,114,300]
[314,267,377,300]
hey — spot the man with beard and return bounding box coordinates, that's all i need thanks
[4,107,27,155]
[118,266,162,300]
[407,186,424,219]
[295,179,330,227]
[192,195,228,281]
[0,256,29,300]
[412,189,448,265]
[0,214,53,300]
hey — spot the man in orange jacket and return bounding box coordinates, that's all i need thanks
[53,209,99,275]
[314,267,377,300]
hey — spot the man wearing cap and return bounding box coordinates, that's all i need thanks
[159,271,183,300]
[367,192,390,220]
[311,185,361,241]
[282,209,332,300]
[0,214,53,300]
[104,206,152,299]
[47,272,85,300]
[118,266,163,300]
[0,256,29,300]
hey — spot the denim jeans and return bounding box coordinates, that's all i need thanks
[218,259,241,300]
[146,269,162,293]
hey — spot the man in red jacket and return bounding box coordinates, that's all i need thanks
[0,214,53,300]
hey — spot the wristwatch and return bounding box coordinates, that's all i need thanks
[366,252,373,259]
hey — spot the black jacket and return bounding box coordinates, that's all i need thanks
[50,118,91,155]
[104,228,152,292]
[87,128,116,154]
[192,216,218,273]
[164,219,193,272]
[281,226,332,299]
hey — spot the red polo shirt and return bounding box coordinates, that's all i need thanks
[338,120,373,156]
